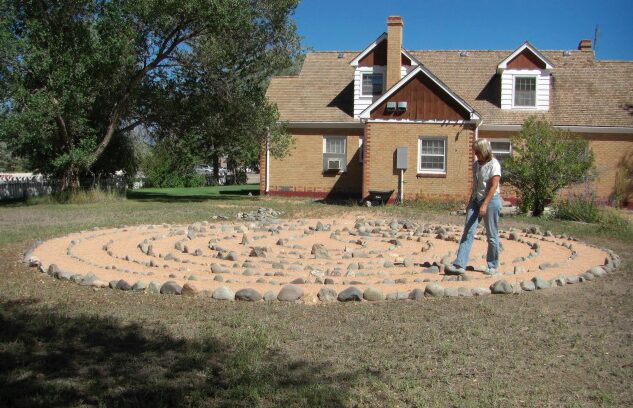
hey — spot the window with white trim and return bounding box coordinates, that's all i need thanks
[513,76,536,107]
[491,140,512,165]
[418,137,447,174]
[361,73,384,97]
[323,136,347,172]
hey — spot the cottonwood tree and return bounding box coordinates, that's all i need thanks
[503,116,595,216]
[0,0,299,190]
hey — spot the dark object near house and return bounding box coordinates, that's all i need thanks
[368,190,394,205]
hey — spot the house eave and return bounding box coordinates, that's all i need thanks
[480,124,633,134]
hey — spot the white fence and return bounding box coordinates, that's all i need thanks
[0,174,127,201]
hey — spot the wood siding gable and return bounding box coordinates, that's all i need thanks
[507,49,547,69]
[369,71,471,121]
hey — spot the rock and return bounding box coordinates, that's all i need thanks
[520,280,536,291]
[532,276,551,289]
[212,286,235,301]
[457,287,472,297]
[132,281,148,291]
[290,277,306,285]
[508,232,519,240]
[324,278,335,285]
[318,287,338,302]
[181,283,199,296]
[277,284,304,301]
[235,288,262,301]
[160,281,182,295]
[581,271,595,281]
[164,253,176,261]
[444,287,459,297]
[147,281,161,293]
[471,287,491,296]
[588,266,606,277]
[210,264,228,274]
[225,251,239,262]
[116,280,132,291]
[386,291,409,301]
[514,266,527,274]
[249,247,268,257]
[363,287,385,301]
[337,286,363,302]
[80,273,99,286]
[383,260,394,268]
[409,288,425,300]
[490,280,513,294]
[47,264,61,277]
[263,291,277,302]
[567,276,580,284]
[214,275,224,282]
[424,283,444,298]
[552,277,567,286]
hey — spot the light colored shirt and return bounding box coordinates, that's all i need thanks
[472,158,501,201]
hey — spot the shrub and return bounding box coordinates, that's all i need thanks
[28,188,125,205]
[553,194,600,223]
[503,117,595,216]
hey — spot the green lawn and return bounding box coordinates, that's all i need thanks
[126,183,260,201]
[0,193,632,407]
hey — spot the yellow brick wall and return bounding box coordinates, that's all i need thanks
[267,128,363,195]
[481,131,633,204]
[364,123,473,201]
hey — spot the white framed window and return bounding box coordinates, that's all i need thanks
[323,136,347,172]
[323,136,346,154]
[418,137,447,174]
[361,73,384,97]
[491,139,512,164]
[513,76,536,107]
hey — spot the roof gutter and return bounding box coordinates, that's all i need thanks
[480,124,633,134]
[284,121,364,129]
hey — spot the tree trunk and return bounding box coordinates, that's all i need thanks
[60,165,80,193]
[532,201,545,217]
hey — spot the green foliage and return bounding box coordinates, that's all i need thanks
[0,141,27,171]
[141,141,205,188]
[503,117,595,216]
[0,0,300,190]
[553,193,600,223]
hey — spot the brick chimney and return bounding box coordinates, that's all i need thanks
[386,16,403,89]
[578,39,592,51]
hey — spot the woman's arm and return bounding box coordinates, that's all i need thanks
[478,175,500,218]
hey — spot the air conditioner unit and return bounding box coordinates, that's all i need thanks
[397,101,408,111]
[386,101,397,112]
[327,159,342,170]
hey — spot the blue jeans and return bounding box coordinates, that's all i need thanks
[454,195,502,270]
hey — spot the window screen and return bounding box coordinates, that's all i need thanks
[491,140,512,164]
[325,137,346,154]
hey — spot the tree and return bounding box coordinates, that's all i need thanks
[503,116,595,216]
[0,0,299,190]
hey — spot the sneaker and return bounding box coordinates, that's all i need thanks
[483,267,497,275]
[445,264,466,275]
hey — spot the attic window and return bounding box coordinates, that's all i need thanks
[513,76,536,107]
[361,73,384,97]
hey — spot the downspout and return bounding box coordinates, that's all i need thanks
[265,129,270,193]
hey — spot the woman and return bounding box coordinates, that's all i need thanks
[446,139,502,275]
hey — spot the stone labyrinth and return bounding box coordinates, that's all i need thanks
[25,208,620,303]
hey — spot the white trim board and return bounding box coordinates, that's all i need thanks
[480,124,633,134]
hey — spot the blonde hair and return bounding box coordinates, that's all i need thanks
[473,139,493,162]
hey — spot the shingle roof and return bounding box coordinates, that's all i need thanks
[266,50,633,127]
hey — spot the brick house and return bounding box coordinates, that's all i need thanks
[262,16,633,206]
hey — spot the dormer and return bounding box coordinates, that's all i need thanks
[497,42,554,111]
[350,16,419,118]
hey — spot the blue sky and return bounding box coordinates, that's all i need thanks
[293,0,633,60]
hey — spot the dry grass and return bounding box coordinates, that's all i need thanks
[0,197,632,407]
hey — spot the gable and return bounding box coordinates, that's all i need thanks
[507,48,547,70]
[369,71,471,121]
[359,39,413,66]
